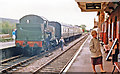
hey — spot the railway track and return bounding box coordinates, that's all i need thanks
[0,55,23,64]
[33,34,88,74]
[0,42,69,73]
[0,33,88,73]
[0,53,42,73]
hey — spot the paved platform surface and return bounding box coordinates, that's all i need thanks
[0,41,15,50]
[67,35,115,72]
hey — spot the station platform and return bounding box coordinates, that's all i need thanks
[0,41,15,50]
[66,35,116,73]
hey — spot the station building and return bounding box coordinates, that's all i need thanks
[75,0,120,51]
[75,1,120,71]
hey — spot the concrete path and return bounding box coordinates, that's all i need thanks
[0,41,15,49]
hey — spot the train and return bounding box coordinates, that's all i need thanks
[15,15,83,56]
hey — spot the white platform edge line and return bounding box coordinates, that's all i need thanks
[0,45,15,50]
[62,35,90,73]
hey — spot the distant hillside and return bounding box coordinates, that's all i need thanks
[0,18,19,24]
[0,18,18,34]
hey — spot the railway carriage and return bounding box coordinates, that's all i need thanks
[49,21,83,42]
[73,26,83,39]
[61,24,74,42]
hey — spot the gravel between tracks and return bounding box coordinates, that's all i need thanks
[37,36,88,73]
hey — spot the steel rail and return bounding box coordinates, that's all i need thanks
[0,54,38,73]
[0,55,23,64]
[33,34,88,74]
[60,35,89,74]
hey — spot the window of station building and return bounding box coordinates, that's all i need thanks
[113,16,117,40]
[102,23,104,32]
[108,20,110,38]
[110,19,112,38]
[118,21,120,42]
[112,22,114,40]
[106,21,109,44]
[115,16,117,39]
[104,22,106,32]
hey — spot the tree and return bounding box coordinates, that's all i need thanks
[79,24,87,32]
[1,21,15,35]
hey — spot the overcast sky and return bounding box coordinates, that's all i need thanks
[0,0,97,30]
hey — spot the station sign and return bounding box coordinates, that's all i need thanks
[86,3,101,9]
[75,0,119,12]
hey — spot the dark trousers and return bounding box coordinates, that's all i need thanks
[112,49,119,65]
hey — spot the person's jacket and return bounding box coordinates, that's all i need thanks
[89,38,102,58]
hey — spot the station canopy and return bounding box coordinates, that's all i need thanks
[75,0,119,12]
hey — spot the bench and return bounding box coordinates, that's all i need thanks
[3,37,11,39]
[1,34,12,41]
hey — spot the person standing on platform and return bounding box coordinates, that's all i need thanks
[15,29,17,39]
[59,37,65,51]
[12,29,16,40]
[89,30,106,73]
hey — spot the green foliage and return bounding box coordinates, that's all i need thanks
[79,24,87,32]
[0,37,13,42]
[80,24,86,29]
[0,23,2,33]
[1,21,16,36]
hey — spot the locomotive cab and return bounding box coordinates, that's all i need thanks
[16,15,49,56]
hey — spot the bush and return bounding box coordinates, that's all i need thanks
[1,21,15,36]
[0,37,13,42]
